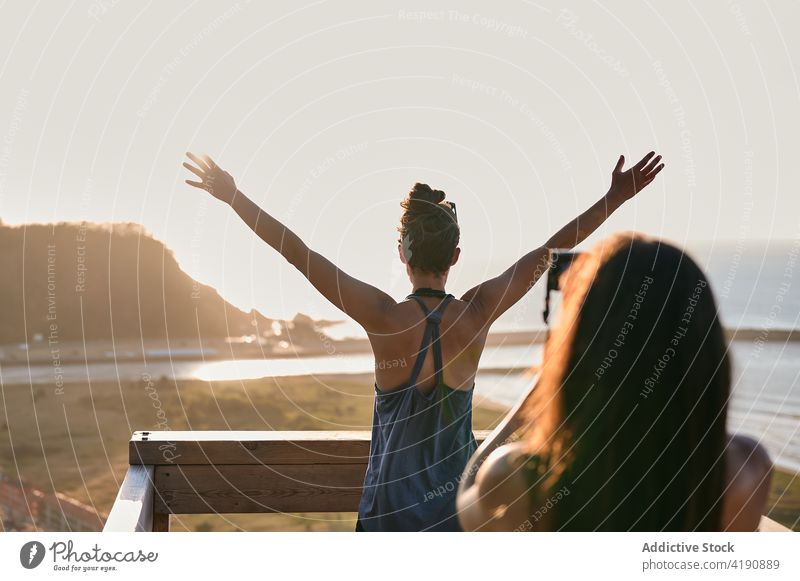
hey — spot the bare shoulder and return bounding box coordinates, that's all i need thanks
[458,285,494,327]
[457,442,535,531]
[722,434,773,531]
[439,296,492,349]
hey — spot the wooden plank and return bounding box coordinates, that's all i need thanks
[103,465,155,532]
[131,430,374,442]
[758,515,791,532]
[131,432,370,466]
[153,464,366,514]
[130,430,490,466]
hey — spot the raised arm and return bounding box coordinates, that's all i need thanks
[183,152,396,331]
[462,152,664,324]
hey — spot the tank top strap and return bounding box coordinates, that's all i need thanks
[405,316,435,387]
[406,294,454,387]
[407,294,431,315]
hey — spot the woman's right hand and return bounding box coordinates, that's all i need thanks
[183,152,238,205]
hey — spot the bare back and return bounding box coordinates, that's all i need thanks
[367,295,488,393]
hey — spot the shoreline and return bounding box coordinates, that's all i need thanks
[1,327,797,368]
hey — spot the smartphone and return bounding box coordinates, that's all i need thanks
[543,250,582,324]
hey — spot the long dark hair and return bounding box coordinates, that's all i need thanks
[398,183,459,274]
[523,233,729,531]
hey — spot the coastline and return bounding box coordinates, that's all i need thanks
[1,327,797,368]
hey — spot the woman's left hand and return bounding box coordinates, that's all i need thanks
[607,151,664,203]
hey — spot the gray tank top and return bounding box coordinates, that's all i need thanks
[356,290,477,531]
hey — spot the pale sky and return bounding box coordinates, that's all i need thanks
[0,1,797,330]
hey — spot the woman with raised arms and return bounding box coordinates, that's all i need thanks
[182,150,664,531]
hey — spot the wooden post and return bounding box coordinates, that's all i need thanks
[103,465,156,532]
[152,512,170,532]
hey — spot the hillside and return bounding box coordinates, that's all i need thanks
[0,221,274,344]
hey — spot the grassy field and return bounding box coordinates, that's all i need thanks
[1,372,797,531]
[766,469,800,531]
[0,372,504,531]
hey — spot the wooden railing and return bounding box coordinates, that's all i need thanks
[103,430,790,532]
[104,430,488,532]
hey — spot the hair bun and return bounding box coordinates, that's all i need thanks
[407,182,446,213]
[398,182,460,274]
